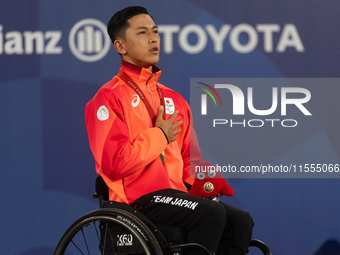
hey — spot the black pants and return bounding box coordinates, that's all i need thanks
[132,189,253,255]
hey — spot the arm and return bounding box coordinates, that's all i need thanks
[85,88,183,180]
[85,88,167,180]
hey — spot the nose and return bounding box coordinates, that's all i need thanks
[149,32,159,44]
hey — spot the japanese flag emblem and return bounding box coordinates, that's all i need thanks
[164,97,175,114]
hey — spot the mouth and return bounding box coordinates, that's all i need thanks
[150,47,159,54]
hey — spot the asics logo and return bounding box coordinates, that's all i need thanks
[131,94,140,107]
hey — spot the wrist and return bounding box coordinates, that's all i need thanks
[157,126,169,144]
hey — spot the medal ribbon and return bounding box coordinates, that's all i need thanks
[118,70,166,124]
[117,70,167,165]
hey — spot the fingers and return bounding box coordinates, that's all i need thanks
[169,136,177,143]
[155,106,165,128]
[168,110,179,121]
[167,121,182,143]
[155,105,183,143]
[173,119,183,129]
[156,105,164,119]
[156,106,179,123]
[172,118,183,137]
[168,111,182,134]
[157,106,181,125]
[172,128,181,137]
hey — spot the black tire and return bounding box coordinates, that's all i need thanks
[54,208,163,255]
[249,239,272,255]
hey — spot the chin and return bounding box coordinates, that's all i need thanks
[146,60,159,68]
[152,58,160,65]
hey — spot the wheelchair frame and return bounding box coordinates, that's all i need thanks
[54,177,272,255]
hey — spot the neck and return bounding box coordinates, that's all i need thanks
[122,59,153,72]
[145,65,153,72]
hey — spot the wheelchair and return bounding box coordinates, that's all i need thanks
[54,176,272,255]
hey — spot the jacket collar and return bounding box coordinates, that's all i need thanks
[120,60,162,85]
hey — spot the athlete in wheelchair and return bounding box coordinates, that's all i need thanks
[54,6,272,255]
[54,175,271,255]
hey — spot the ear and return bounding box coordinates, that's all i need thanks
[114,39,127,55]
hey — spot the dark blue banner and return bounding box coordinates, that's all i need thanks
[1,1,339,254]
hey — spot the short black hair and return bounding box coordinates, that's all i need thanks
[107,6,154,43]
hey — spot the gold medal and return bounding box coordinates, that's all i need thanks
[159,151,166,167]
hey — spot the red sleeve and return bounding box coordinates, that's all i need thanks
[85,84,167,180]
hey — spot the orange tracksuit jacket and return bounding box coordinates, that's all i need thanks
[85,60,202,204]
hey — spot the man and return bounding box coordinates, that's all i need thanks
[85,6,253,255]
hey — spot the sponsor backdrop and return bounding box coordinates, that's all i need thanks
[1,1,339,254]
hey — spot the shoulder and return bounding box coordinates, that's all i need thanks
[92,76,128,100]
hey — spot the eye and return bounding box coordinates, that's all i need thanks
[208,171,216,178]
[198,173,205,180]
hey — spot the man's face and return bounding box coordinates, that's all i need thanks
[118,14,160,70]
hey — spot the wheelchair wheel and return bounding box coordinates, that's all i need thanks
[249,239,272,255]
[54,208,163,255]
